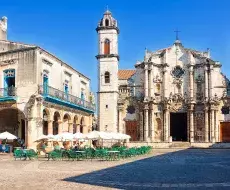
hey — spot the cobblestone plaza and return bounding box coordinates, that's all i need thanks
[1,149,230,189]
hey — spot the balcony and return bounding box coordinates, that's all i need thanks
[0,87,17,101]
[39,85,95,113]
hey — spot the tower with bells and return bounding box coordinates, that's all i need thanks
[96,10,119,132]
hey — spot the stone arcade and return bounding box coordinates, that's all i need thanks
[96,10,230,144]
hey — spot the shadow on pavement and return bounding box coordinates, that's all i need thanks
[63,148,230,189]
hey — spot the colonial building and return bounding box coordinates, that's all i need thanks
[0,16,95,148]
[97,10,230,143]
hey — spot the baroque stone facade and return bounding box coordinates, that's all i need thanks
[97,10,230,143]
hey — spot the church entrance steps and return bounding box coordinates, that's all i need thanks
[128,142,230,149]
[170,142,191,148]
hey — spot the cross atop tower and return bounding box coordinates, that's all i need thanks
[174,29,180,40]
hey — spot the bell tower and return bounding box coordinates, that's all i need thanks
[96,10,119,132]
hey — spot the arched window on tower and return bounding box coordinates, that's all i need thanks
[105,19,109,27]
[105,72,110,84]
[104,39,110,55]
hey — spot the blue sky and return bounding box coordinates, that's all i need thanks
[0,0,230,93]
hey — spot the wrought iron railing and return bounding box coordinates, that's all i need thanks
[39,85,96,112]
[0,87,17,97]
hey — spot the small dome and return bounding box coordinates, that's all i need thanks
[104,10,112,15]
[174,39,182,45]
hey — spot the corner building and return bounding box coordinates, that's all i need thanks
[0,17,95,148]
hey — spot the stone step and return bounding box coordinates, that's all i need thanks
[170,142,191,148]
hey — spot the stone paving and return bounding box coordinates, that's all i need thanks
[1,149,230,189]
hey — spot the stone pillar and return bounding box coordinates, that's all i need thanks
[118,106,123,133]
[189,65,194,99]
[163,66,168,97]
[215,110,219,142]
[48,120,53,135]
[58,121,63,134]
[149,105,154,141]
[144,104,149,141]
[149,65,154,97]
[27,119,34,148]
[210,107,215,143]
[189,104,194,143]
[163,109,169,142]
[144,65,149,97]
[204,106,209,142]
[77,124,80,133]
[204,65,209,100]
[139,112,144,141]
[68,123,73,133]
[209,65,213,99]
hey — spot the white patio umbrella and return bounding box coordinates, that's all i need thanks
[73,132,85,140]
[34,135,48,142]
[34,134,55,142]
[54,132,74,141]
[85,131,113,140]
[0,131,17,140]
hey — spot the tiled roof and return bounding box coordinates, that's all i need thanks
[118,70,136,80]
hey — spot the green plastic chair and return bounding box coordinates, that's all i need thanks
[14,149,26,160]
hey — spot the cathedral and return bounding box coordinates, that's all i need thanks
[96,10,230,144]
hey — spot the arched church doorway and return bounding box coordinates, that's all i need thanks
[170,112,187,141]
[0,108,26,140]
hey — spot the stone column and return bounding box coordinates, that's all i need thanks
[163,66,168,98]
[149,105,155,141]
[68,123,73,133]
[48,120,53,135]
[58,121,63,134]
[139,112,144,141]
[144,64,149,97]
[149,65,154,97]
[209,65,214,99]
[118,105,123,133]
[189,104,194,143]
[210,107,215,143]
[163,108,169,142]
[144,104,149,141]
[77,124,80,133]
[215,110,219,142]
[189,65,194,100]
[204,106,209,142]
[27,118,34,148]
[204,65,209,100]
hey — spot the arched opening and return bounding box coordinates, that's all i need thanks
[105,19,109,27]
[0,108,25,140]
[73,115,78,134]
[3,69,16,96]
[104,71,110,83]
[43,109,50,135]
[63,113,71,133]
[104,39,110,55]
[80,117,85,133]
[53,111,61,135]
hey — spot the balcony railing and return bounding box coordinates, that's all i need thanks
[39,85,95,113]
[0,87,17,100]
